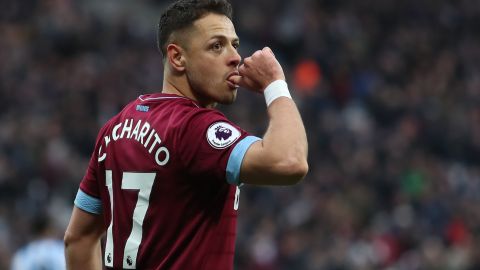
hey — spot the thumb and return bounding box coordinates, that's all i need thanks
[229,75,243,86]
[230,75,263,92]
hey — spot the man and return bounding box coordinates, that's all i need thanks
[11,215,65,270]
[64,0,308,269]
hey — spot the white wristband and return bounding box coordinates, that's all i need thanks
[263,80,292,107]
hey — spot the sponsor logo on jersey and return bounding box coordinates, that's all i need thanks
[136,105,149,112]
[207,122,241,149]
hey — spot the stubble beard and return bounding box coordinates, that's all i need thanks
[187,71,237,106]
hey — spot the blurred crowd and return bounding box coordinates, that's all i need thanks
[1,0,480,269]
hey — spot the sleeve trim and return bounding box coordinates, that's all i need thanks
[226,136,261,185]
[74,189,102,215]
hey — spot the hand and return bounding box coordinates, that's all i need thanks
[229,47,286,93]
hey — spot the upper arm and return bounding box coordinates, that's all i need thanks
[239,140,308,186]
[238,140,278,185]
[176,109,257,184]
[64,207,104,270]
[64,206,105,245]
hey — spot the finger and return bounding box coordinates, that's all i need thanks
[229,74,260,90]
[252,50,262,58]
[243,57,252,67]
[239,64,247,75]
[239,76,259,90]
[263,47,275,56]
[229,75,243,85]
[231,75,252,89]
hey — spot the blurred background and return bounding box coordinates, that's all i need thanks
[1,0,480,269]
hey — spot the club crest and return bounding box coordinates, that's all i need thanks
[207,122,241,149]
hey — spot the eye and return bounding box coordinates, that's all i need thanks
[233,42,240,50]
[212,42,223,52]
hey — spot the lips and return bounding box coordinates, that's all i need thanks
[226,71,239,81]
[226,71,240,89]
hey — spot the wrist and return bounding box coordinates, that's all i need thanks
[263,80,292,106]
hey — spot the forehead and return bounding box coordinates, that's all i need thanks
[191,13,238,40]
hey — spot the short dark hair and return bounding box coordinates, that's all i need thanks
[157,0,233,57]
[31,213,50,236]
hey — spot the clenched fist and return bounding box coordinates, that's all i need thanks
[229,47,286,93]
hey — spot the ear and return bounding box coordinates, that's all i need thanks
[166,44,186,73]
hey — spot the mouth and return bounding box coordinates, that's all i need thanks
[227,80,238,90]
[226,71,240,90]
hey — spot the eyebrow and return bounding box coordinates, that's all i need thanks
[209,35,240,43]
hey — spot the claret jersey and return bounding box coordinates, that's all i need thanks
[74,93,260,269]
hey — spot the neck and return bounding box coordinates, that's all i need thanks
[162,77,189,97]
[162,74,215,108]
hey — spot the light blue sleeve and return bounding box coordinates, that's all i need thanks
[74,189,102,215]
[11,250,25,270]
[226,136,261,185]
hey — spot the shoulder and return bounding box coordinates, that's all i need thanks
[176,107,245,148]
[184,107,227,123]
[175,105,235,134]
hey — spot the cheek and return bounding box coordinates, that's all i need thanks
[186,60,217,93]
[189,58,222,84]
[196,56,220,75]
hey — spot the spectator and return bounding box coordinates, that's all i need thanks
[10,214,65,270]
[1,0,480,269]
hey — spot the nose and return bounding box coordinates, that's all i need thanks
[228,48,241,68]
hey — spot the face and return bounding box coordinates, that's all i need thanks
[182,13,241,107]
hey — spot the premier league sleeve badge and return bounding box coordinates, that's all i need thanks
[206,122,241,149]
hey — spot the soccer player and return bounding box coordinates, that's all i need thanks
[11,215,66,270]
[64,0,308,269]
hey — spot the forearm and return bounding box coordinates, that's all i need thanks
[65,238,102,270]
[241,95,308,185]
[263,97,308,166]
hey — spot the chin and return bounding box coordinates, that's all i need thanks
[204,93,236,107]
[212,88,236,104]
[223,91,237,104]
[217,98,235,105]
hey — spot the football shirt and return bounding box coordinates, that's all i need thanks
[75,93,260,269]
